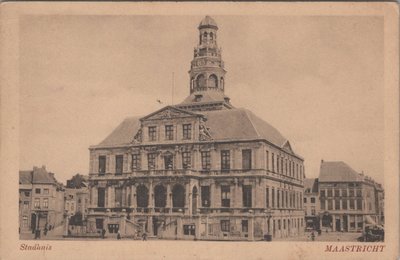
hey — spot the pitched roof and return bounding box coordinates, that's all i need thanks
[304,178,318,192]
[19,171,32,184]
[96,116,141,147]
[319,161,364,182]
[92,108,294,154]
[19,167,57,185]
[179,91,230,105]
[202,108,288,147]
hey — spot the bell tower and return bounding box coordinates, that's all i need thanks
[189,16,226,94]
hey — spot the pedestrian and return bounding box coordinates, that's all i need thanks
[142,232,147,241]
[117,231,121,240]
[311,231,315,241]
[44,226,48,236]
[102,228,106,239]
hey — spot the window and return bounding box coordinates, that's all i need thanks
[276,155,279,173]
[356,199,362,210]
[321,199,326,210]
[182,124,192,140]
[281,157,283,174]
[201,151,211,170]
[98,188,105,207]
[342,189,347,197]
[303,197,307,203]
[148,126,157,141]
[335,199,340,210]
[272,153,275,172]
[182,152,191,169]
[183,225,196,235]
[242,185,252,207]
[266,151,269,170]
[242,149,252,170]
[328,200,333,210]
[43,189,49,195]
[342,199,348,210]
[327,189,333,197]
[241,220,248,233]
[349,199,355,210]
[349,189,354,197]
[115,155,123,175]
[164,154,173,170]
[311,197,315,203]
[221,186,230,207]
[220,220,230,232]
[272,188,275,208]
[99,156,106,174]
[24,191,30,197]
[335,189,340,197]
[311,207,316,216]
[221,150,230,171]
[356,189,362,197]
[320,190,326,198]
[201,186,210,207]
[43,198,49,209]
[23,201,29,210]
[115,187,123,207]
[266,187,270,208]
[148,153,157,170]
[131,154,141,170]
[22,216,28,227]
[165,125,174,140]
[34,198,40,208]
[277,190,280,208]
[35,188,41,194]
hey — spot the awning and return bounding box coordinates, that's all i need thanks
[365,215,377,225]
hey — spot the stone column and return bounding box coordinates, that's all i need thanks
[195,216,201,240]
[185,182,191,214]
[142,151,148,171]
[148,216,153,235]
[248,216,254,241]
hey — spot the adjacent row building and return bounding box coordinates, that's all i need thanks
[19,166,65,233]
[86,16,306,240]
[303,160,384,232]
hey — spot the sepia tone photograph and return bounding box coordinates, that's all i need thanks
[1,2,399,260]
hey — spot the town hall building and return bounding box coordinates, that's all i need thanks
[87,16,305,240]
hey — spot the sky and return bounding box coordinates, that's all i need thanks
[19,15,384,184]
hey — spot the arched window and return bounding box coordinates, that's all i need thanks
[196,74,206,89]
[203,32,208,43]
[154,185,167,208]
[136,185,149,208]
[191,77,194,91]
[220,77,224,90]
[172,184,185,208]
[209,74,218,88]
[210,32,214,41]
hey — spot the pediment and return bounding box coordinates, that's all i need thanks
[141,106,202,121]
[282,140,294,154]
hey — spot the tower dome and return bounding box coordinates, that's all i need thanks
[198,16,218,30]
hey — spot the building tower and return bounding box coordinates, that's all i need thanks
[189,16,226,94]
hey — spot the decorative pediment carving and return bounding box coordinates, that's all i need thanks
[142,106,200,121]
[199,120,213,141]
[132,129,142,144]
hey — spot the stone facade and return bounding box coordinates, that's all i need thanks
[86,16,305,240]
[318,161,384,232]
[303,178,320,230]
